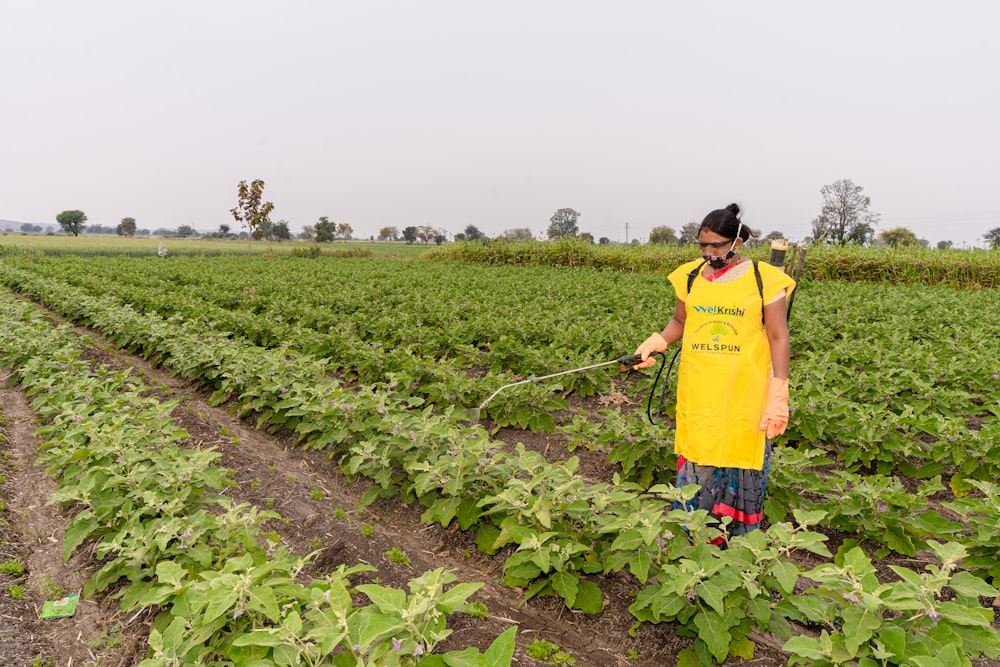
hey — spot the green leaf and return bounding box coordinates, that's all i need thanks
[155,560,189,589]
[791,508,828,527]
[416,657,448,667]
[161,616,187,655]
[485,627,517,667]
[770,560,799,596]
[937,600,992,626]
[729,635,755,660]
[610,529,644,551]
[202,587,240,625]
[628,552,651,584]
[273,642,299,666]
[571,579,603,614]
[476,524,502,555]
[675,645,703,667]
[437,582,484,614]
[948,571,999,600]
[422,496,461,527]
[887,564,924,587]
[246,585,281,623]
[949,623,1000,659]
[550,571,579,608]
[909,644,966,667]
[929,540,968,566]
[356,485,382,511]
[696,581,726,616]
[457,497,482,530]
[281,608,303,636]
[443,647,490,667]
[356,611,407,649]
[63,514,98,560]
[842,605,880,657]
[694,610,732,663]
[883,524,916,557]
[878,625,906,660]
[233,630,287,648]
[782,634,828,660]
[303,625,350,654]
[356,584,406,615]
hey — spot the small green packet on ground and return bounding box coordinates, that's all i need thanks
[41,592,79,619]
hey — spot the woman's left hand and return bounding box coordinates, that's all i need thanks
[759,377,789,438]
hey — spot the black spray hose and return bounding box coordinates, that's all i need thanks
[645,348,679,425]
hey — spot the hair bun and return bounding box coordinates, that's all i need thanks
[725,203,741,218]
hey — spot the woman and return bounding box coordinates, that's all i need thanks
[633,203,795,541]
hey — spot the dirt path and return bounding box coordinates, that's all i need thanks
[0,372,147,667]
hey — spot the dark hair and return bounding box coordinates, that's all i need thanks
[698,203,754,241]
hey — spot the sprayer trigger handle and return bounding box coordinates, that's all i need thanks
[620,353,644,368]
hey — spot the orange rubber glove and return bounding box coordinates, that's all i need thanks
[759,377,789,439]
[632,332,667,369]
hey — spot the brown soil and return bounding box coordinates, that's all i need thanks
[0,372,147,667]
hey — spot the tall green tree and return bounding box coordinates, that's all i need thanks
[811,179,881,245]
[230,179,275,255]
[547,208,580,239]
[117,217,137,237]
[417,225,436,243]
[679,221,700,243]
[272,220,291,241]
[56,210,88,236]
[314,216,336,243]
[984,227,1000,249]
[336,222,353,241]
[502,227,532,241]
[379,226,399,241]
[878,226,918,247]
[254,219,274,240]
[402,226,418,244]
[648,225,677,245]
[464,225,485,241]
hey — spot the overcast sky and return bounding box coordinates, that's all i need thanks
[2,1,998,245]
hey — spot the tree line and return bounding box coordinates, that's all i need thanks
[40,178,1000,249]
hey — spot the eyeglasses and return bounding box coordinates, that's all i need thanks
[695,239,734,250]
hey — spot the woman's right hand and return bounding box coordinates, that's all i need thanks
[634,332,667,369]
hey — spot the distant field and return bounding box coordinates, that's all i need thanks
[0,233,433,258]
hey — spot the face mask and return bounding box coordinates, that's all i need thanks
[703,251,732,270]
[701,222,742,270]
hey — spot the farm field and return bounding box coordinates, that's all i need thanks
[0,233,431,258]
[0,250,999,666]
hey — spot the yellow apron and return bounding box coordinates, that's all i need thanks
[667,260,794,470]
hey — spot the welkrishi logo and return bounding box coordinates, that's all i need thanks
[691,304,745,317]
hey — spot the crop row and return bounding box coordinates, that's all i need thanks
[0,289,515,667]
[6,256,998,493]
[4,257,1000,561]
[3,264,1000,664]
[7,255,998,440]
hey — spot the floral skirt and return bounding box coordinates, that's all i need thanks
[675,441,771,544]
